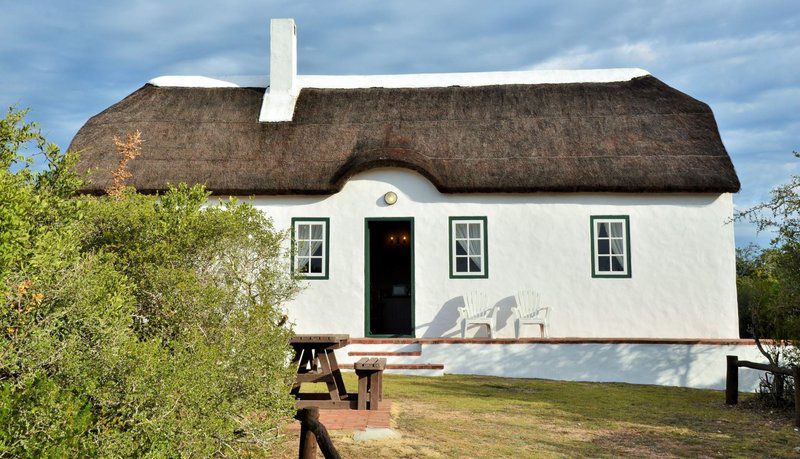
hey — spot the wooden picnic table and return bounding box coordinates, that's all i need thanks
[290,334,356,409]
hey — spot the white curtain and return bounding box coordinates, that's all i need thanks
[469,240,481,255]
[610,238,624,255]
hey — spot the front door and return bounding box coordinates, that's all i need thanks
[364,218,414,337]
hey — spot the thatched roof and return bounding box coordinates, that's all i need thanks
[70,75,739,195]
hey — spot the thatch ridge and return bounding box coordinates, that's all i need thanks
[70,75,740,195]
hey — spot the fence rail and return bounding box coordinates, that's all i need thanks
[725,355,800,428]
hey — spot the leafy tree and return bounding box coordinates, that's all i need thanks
[736,152,800,407]
[0,107,300,457]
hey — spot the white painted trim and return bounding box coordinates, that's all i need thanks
[149,68,650,89]
[297,68,650,88]
[147,75,269,88]
[592,217,630,276]
[293,220,328,278]
[451,218,486,277]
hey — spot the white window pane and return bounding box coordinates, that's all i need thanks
[469,240,481,255]
[593,218,628,275]
[296,257,310,273]
[469,256,482,272]
[297,224,309,239]
[452,219,486,276]
[598,256,610,272]
[610,239,624,255]
[294,220,328,278]
[297,241,310,256]
[456,240,468,255]
[456,256,468,273]
[310,240,323,257]
[309,257,323,274]
[469,223,481,238]
[611,256,625,272]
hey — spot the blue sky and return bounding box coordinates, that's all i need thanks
[1,1,798,246]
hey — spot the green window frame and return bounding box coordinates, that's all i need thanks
[291,217,330,279]
[590,215,631,278]
[449,216,488,279]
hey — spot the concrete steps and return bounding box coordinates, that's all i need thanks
[340,362,444,376]
[340,341,444,376]
[348,351,422,357]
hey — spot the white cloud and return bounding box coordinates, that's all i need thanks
[528,42,658,70]
[1,0,798,247]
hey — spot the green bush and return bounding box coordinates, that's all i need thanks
[736,152,800,410]
[0,375,95,456]
[0,107,300,457]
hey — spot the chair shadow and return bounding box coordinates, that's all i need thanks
[494,295,516,338]
[418,295,518,338]
[418,296,464,338]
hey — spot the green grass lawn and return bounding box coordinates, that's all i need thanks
[277,373,799,458]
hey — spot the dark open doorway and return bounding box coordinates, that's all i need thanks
[365,218,414,337]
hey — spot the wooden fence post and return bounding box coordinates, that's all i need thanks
[298,407,318,459]
[793,366,800,428]
[295,407,341,459]
[726,355,739,405]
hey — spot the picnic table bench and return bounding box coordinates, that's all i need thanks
[355,358,386,411]
[290,334,386,411]
[291,334,354,409]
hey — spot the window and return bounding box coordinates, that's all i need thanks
[292,218,329,279]
[449,217,488,278]
[591,216,631,278]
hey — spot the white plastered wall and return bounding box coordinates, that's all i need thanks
[243,168,739,339]
[336,342,765,391]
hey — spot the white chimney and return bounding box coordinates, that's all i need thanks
[269,18,297,94]
[259,18,298,122]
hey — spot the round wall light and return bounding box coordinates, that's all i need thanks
[383,191,398,205]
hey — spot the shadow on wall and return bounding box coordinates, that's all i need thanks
[419,295,518,338]
[424,341,764,390]
[418,296,463,338]
[495,295,516,336]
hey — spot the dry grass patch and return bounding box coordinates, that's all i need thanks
[276,373,799,458]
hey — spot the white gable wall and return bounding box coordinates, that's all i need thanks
[244,168,738,339]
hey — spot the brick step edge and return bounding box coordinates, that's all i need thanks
[341,363,444,370]
[348,351,422,357]
[349,337,764,345]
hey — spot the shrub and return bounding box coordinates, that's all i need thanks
[736,152,800,410]
[0,375,95,456]
[0,107,300,457]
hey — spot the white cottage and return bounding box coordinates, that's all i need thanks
[71,19,753,387]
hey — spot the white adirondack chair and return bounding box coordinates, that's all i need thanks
[511,290,550,338]
[458,291,499,338]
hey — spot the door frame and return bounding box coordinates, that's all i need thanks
[364,217,416,338]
